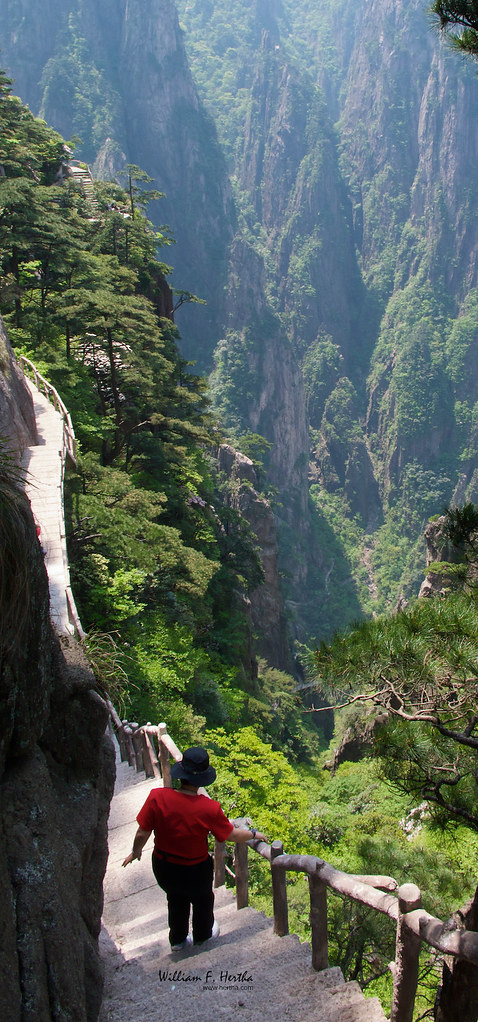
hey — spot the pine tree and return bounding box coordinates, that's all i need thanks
[432,0,478,58]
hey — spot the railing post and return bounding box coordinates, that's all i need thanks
[158,722,172,787]
[235,842,249,909]
[123,724,136,767]
[130,724,143,772]
[117,725,129,762]
[309,865,328,970]
[115,723,128,764]
[214,840,226,888]
[142,727,161,779]
[271,840,289,936]
[391,883,422,1022]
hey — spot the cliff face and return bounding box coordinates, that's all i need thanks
[240,32,367,372]
[339,0,478,490]
[218,444,292,669]
[0,336,114,1022]
[211,238,315,640]
[0,324,37,452]
[3,0,478,640]
[1,0,235,367]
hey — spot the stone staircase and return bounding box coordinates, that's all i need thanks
[69,161,100,216]
[100,754,388,1022]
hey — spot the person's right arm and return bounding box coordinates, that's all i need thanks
[122,827,152,866]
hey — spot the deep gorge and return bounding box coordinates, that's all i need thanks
[2,0,478,658]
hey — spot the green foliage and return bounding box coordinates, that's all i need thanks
[249,660,322,761]
[79,630,131,714]
[206,726,309,866]
[302,334,343,427]
[40,17,123,161]
[0,77,278,748]
[432,0,478,58]
[307,487,371,632]
[209,328,261,432]
[443,500,478,555]
[307,590,478,831]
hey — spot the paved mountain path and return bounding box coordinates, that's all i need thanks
[21,377,75,635]
[18,364,388,1021]
[100,751,388,1022]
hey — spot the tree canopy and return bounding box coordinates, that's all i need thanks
[307,499,478,833]
[432,0,478,58]
[0,67,324,762]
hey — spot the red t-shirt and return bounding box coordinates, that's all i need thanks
[136,787,233,865]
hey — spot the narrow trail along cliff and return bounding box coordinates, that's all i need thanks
[21,378,72,633]
[100,750,387,1022]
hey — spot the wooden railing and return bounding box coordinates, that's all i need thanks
[108,703,182,784]
[109,712,478,1022]
[19,355,77,466]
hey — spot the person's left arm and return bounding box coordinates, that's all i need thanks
[122,827,152,867]
[227,825,267,843]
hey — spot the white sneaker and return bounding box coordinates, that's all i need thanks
[194,921,220,945]
[170,935,193,952]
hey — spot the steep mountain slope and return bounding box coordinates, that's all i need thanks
[177,0,478,625]
[1,0,234,365]
[2,0,478,646]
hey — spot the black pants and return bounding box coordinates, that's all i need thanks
[152,852,215,945]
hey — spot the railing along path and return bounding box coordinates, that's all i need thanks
[17,354,478,1019]
[20,355,84,638]
[110,709,478,1022]
[20,355,77,467]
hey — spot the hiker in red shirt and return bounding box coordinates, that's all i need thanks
[122,746,266,951]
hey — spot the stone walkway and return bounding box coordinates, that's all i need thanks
[100,753,388,1022]
[21,377,75,635]
[19,366,389,1021]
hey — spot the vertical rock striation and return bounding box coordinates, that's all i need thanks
[1,0,236,368]
[218,443,292,669]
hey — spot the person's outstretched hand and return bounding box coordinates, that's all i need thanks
[122,850,141,867]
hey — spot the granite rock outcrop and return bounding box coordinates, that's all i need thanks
[218,443,292,670]
[0,330,115,1022]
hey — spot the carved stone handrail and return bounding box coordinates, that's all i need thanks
[109,712,478,1022]
[239,841,478,1022]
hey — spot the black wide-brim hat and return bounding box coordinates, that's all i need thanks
[171,746,216,787]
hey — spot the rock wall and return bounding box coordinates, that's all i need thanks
[434,886,478,1022]
[0,322,37,453]
[218,443,292,670]
[0,0,235,370]
[0,333,115,1022]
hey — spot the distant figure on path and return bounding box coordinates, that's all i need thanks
[122,746,266,951]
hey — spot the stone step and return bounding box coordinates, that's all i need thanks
[100,872,387,1022]
[100,749,388,1022]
